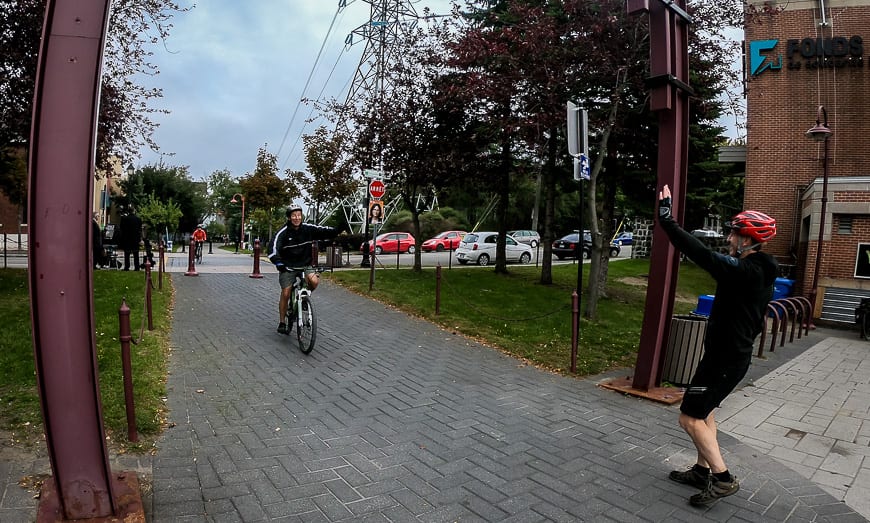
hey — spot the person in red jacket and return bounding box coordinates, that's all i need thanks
[658,184,778,506]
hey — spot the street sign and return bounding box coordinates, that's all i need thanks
[363,169,383,178]
[369,179,386,199]
[574,154,590,181]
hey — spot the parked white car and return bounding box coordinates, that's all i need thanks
[455,232,533,266]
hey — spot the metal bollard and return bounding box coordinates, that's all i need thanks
[250,240,263,278]
[118,299,139,443]
[435,264,442,315]
[185,238,198,276]
[144,260,153,330]
[571,290,579,373]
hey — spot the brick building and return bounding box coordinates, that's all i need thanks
[744,0,870,322]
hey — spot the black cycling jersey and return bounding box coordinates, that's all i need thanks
[268,222,338,268]
[659,215,778,358]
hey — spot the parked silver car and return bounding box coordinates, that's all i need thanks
[455,232,533,266]
[507,229,541,248]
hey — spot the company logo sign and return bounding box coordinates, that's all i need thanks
[750,35,865,76]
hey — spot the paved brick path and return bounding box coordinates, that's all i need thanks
[150,272,866,522]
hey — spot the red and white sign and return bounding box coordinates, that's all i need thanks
[369,180,386,199]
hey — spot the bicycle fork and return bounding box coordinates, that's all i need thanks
[294,288,310,329]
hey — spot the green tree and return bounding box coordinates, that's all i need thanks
[117,164,208,234]
[296,126,357,223]
[239,146,299,240]
[137,193,182,242]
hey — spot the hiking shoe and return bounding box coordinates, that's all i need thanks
[669,467,709,489]
[277,322,288,335]
[689,476,739,506]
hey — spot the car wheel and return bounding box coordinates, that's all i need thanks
[530,240,538,249]
[477,253,490,266]
[582,249,590,260]
[610,247,620,257]
[519,252,531,264]
[408,245,416,254]
[436,244,444,252]
[375,246,383,255]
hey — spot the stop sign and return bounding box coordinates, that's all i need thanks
[369,180,385,199]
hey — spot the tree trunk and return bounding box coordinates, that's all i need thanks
[540,129,558,285]
[495,136,511,274]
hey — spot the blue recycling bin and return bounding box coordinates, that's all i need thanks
[773,278,795,300]
[692,295,714,317]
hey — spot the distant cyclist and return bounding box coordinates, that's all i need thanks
[268,206,339,334]
[192,224,207,261]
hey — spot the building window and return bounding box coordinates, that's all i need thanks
[838,215,853,235]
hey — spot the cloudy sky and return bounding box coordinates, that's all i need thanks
[135,1,742,181]
[135,0,453,180]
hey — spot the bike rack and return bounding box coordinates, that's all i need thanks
[757,296,812,357]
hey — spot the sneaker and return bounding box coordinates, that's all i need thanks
[689,476,739,506]
[277,322,288,334]
[669,467,709,489]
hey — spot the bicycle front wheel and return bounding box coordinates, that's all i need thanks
[297,296,317,354]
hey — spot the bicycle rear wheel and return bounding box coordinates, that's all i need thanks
[296,296,317,354]
[195,243,203,263]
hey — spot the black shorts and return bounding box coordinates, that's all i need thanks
[680,355,750,420]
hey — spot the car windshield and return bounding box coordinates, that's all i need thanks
[560,234,580,242]
[435,232,451,238]
[463,234,479,243]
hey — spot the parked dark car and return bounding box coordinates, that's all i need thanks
[552,232,620,259]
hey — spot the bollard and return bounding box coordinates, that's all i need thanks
[250,240,263,278]
[118,299,139,443]
[185,238,198,276]
[571,290,579,373]
[208,239,213,254]
[144,260,153,330]
[435,264,442,315]
[157,240,164,290]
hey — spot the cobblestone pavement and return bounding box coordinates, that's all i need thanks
[1,253,867,522]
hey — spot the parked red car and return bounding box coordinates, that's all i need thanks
[361,232,417,254]
[421,230,466,252]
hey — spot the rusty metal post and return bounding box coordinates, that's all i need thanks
[158,240,164,290]
[435,264,442,315]
[250,239,263,278]
[118,300,138,443]
[27,0,118,518]
[144,259,153,330]
[571,290,579,373]
[185,237,197,276]
[627,0,692,391]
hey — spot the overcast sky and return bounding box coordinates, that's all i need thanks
[135,1,742,181]
[135,0,453,180]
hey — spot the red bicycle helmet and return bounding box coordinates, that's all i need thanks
[728,210,776,242]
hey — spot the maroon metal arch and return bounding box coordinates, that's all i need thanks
[28,0,115,518]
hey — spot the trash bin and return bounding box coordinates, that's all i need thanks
[326,246,343,267]
[661,315,707,386]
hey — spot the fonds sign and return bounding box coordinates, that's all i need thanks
[750,35,865,76]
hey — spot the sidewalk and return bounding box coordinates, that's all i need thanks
[1,252,868,522]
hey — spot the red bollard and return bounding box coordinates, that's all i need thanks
[185,238,198,276]
[157,240,164,290]
[435,264,442,315]
[118,299,139,443]
[144,260,153,330]
[250,239,263,278]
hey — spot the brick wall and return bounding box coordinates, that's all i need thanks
[744,1,870,297]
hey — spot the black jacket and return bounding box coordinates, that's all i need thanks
[268,222,338,268]
[659,215,778,359]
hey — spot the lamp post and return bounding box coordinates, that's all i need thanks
[230,193,246,251]
[805,105,832,322]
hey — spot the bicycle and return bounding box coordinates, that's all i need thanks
[283,266,328,354]
[195,241,203,264]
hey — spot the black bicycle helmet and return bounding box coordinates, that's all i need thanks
[728,210,776,243]
[286,205,303,217]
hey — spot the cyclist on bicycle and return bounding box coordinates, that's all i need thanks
[192,224,207,257]
[269,205,339,334]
